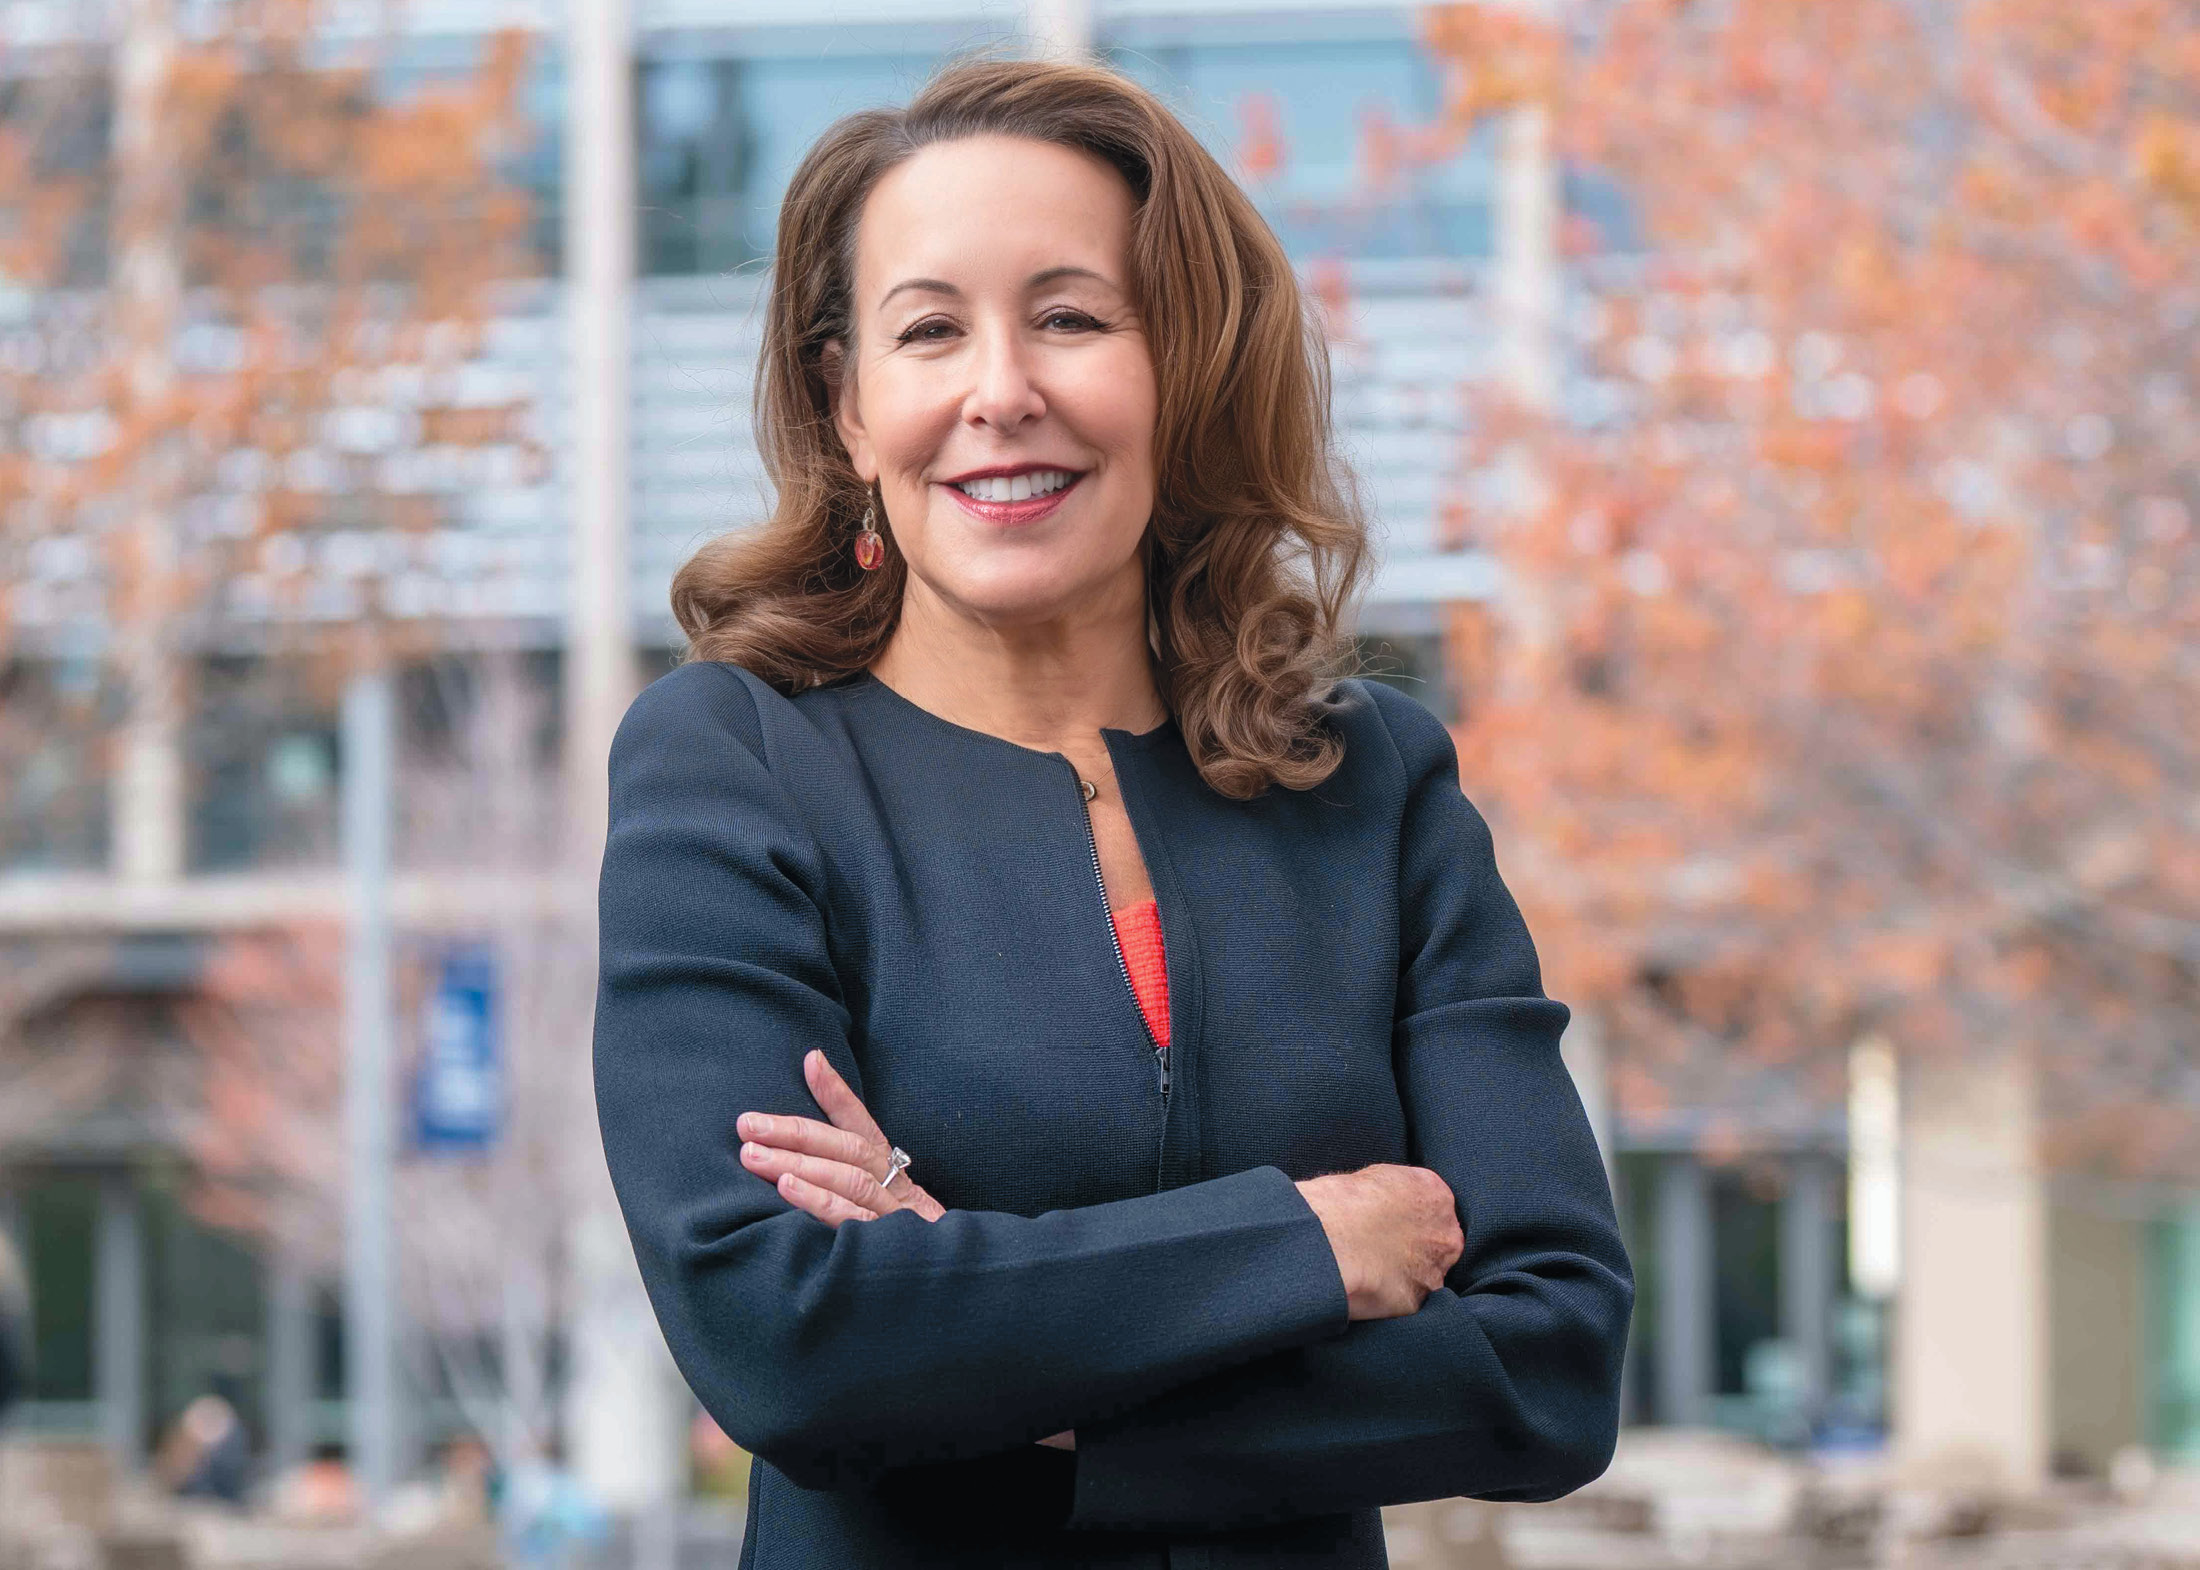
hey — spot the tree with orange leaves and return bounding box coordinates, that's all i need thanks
[0,3,544,873]
[1,2,565,1450]
[1411,0,2200,1175]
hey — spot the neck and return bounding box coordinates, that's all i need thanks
[869,568,1168,753]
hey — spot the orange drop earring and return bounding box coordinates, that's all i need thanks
[854,503,885,572]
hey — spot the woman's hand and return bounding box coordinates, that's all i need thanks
[738,1050,946,1226]
[1294,1164,1463,1321]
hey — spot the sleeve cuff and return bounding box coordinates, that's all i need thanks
[1065,1164,1349,1531]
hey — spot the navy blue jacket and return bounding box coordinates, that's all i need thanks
[594,662,1632,1569]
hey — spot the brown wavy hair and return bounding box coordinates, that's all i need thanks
[669,56,1371,798]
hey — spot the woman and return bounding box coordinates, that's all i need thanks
[594,57,1632,1570]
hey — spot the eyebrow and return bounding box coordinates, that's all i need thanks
[876,266,1121,311]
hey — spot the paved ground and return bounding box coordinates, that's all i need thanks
[1382,1433,2200,1570]
[8,1432,2198,1569]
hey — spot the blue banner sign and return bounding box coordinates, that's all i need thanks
[414,944,501,1154]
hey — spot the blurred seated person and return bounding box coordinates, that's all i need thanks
[269,1441,359,1525]
[155,1393,251,1506]
[438,1433,497,1526]
[384,1433,498,1531]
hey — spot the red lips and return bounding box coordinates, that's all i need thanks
[940,471,1085,525]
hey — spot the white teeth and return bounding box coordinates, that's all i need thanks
[954,469,1073,502]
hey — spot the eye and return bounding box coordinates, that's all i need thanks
[893,316,959,346]
[1039,308,1107,333]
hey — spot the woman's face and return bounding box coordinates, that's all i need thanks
[833,135,1159,630]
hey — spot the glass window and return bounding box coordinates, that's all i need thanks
[188,655,340,874]
[1103,34,1496,260]
[637,50,943,276]
[638,56,754,276]
[374,35,564,277]
[1351,631,1457,723]
[513,47,566,274]
[0,659,108,873]
[145,1176,267,1447]
[25,1176,98,1405]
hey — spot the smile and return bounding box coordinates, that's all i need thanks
[940,468,1085,523]
[952,468,1077,502]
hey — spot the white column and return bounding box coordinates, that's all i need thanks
[343,668,399,1511]
[1780,1155,1835,1425]
[110,0,186,884]
[266,1234,315,1474]
[1847,1035,1901,1300]
[96,1174,146,1469]
[1495,101,1560,416]
[1655,1155,1714,1427]
[2045,1202,2144,1474]
[1559,1006,1613,1179]
[1495,64,1596,1232]
[1026,0,1094,59]
[1895,1053,2048,1489]
[566,0,637,859]
[563,0,682,1519]
[568,1190,688,1511]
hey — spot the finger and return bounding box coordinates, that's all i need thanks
[736,1112,877,1171]
[777,1171,877,1228]
[743,1144,890,1213]
[805,1049,890,1145]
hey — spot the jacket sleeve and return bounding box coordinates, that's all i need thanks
[592,664,1352,1492]
[1063,680,1635,1532]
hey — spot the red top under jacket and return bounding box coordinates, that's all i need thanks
[1108,896,1171,1049]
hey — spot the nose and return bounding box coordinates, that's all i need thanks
[962,319,1045,434]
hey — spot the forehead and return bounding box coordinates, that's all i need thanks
[854,135,1136,299]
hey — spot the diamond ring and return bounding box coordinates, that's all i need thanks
[881,1145,912,1191]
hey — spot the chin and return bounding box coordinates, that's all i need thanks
[928,558,1108,627]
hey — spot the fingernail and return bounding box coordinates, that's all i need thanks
[740,1142,759,1162]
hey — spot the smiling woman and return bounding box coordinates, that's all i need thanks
[829,134,1165,695]
[669,59,1369,800]
[600,55,1632,1570]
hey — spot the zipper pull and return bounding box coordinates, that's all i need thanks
[1156,1045,1171,1098]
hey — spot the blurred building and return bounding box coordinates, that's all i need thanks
[0,0,2193,1520]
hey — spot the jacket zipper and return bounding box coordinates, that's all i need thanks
[1072,766,1170,1107]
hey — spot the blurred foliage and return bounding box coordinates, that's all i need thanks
[1417,0,2200,1176]
[0,4,547,870]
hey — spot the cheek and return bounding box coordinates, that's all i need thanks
[1073,352,1160,482]
[864,366,959,477]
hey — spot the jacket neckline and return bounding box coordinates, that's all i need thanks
[845,668,1180,758]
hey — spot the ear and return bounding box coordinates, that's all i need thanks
[823,338,879,486]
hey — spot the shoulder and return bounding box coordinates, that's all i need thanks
[614,661,772,762]
[606,664,823,840]
[1317,678,1500,869]
[1314,675,1462,791]
[604,664,837,885]
[613,661,863,777]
